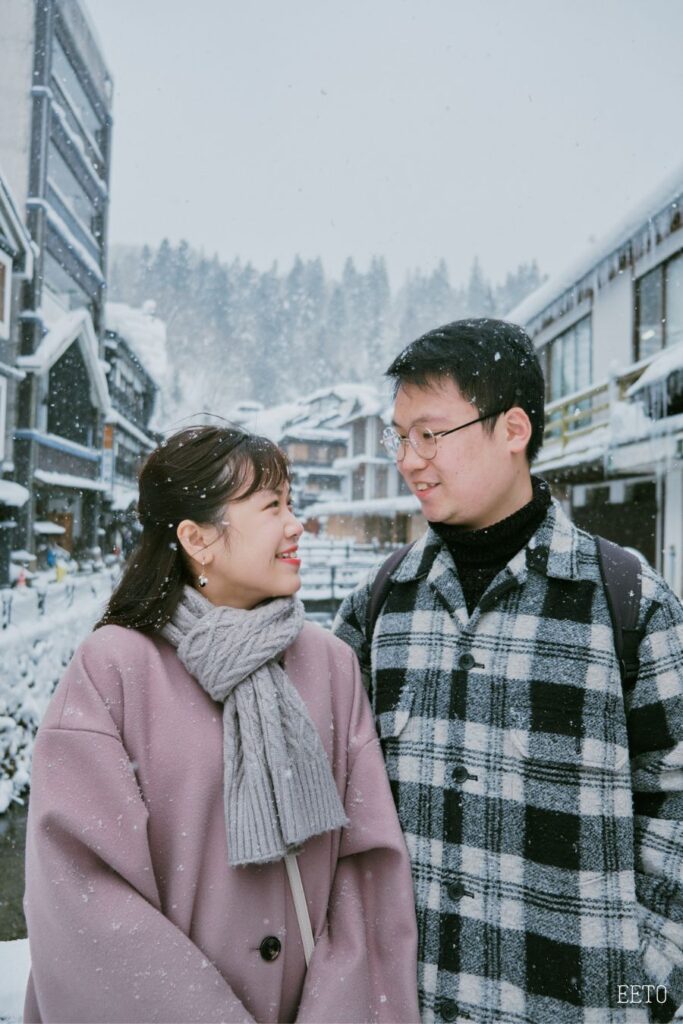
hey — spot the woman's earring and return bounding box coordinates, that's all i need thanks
[198,558,208,588]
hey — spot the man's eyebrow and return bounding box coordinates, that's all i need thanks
[391,415,448,429]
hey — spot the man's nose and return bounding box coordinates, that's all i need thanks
[400,439,429,472]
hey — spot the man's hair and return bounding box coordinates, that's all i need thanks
[385,317,546,464]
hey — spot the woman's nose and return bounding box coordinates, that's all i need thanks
[286,512,303,538]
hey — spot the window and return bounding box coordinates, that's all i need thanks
[51,36,103,147]
[545,316,592,402]
[375,465,388,498]
[352,465,366,500]
[43,249,92,313]
[48,147,98,239]
[0,250,11,341]
[352,419,366,455]
[635,252,683,359]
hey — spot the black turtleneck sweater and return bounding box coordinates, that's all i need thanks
[430,476,552,615]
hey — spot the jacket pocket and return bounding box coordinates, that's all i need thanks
[508,694,629,772]
[376,683,416,740]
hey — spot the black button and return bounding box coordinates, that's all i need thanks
[458,653,476,670]
[440,998,459,1021]
[259,936,281,961]
[447,881,466,900]
[452,766,470,784]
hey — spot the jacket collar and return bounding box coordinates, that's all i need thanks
[391,498,599,587]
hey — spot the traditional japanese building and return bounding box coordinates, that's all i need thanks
[0,170,33,584]
[101,302,164,554]
[509,163,683,594]
[0,0,113,556]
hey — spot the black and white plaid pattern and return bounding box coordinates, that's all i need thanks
[333,502,683,1023]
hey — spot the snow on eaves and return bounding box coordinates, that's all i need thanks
[106,408,157,449]
[105,302,168,385]
[0,481,30,508]
[508,162,683,331]
[627,340,683,395]
[34,469,108,492]
[26,198,105,285]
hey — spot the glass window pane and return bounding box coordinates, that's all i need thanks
[550,337,563,401]
[575,317,592,390]
[666,254,683,348]
[0,260,6,325]
[637,267,664,358]
[562,328,577,395]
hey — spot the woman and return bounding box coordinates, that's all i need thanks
[23,426,419,1024]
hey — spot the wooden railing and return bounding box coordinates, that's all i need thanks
[542,361,650,450]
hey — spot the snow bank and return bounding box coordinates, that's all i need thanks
[0,573,116,813]
[0,938,29,1024]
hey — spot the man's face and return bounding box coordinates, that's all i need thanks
[392,377,529,529]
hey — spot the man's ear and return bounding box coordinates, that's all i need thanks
[504,407,532,455]
[177,520,214,565]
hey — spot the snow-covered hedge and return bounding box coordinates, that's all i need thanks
[0,574,116,813]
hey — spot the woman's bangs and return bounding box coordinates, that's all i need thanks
[230,437,291,502]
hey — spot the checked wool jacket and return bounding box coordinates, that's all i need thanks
[333,500,683,1024]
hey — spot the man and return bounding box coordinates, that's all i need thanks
[333,318,683,1024]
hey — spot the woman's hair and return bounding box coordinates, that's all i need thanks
[96,425,290,633]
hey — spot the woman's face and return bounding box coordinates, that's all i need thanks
[199,485,304,609]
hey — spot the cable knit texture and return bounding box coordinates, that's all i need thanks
[161,587,348,866]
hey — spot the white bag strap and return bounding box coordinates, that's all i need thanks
[284,852,314,967]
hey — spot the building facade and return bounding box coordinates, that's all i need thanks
[0,0,113,557]
[102,302,164,555]
[306,389,424,544]
[509,164,683,594]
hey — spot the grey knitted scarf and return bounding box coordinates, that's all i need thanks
[161,587,348,866]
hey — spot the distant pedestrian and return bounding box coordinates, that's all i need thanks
[334,318,683,1023]
[24,425,419,1023]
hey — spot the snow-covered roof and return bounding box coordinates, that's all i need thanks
[34,469,108,492]
[508,162,683,330]
[106,302,168,385]
[233,384,386,442]
[280,427,349,443]
[0,481,30,508]
[17,309,110,411]
[305,494,421,518]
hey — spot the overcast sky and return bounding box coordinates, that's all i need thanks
[86,0,683,289]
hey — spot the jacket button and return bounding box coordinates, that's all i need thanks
[259,936,281,961]
[452,766,470,784]
[447,880,467,900]
[440,998,459,1021]
[458,653,476,670]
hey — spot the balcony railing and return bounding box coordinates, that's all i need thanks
[542,361,651,450]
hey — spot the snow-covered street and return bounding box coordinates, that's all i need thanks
[0,939,28,1024]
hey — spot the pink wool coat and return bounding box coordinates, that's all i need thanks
[24,621,419,1024]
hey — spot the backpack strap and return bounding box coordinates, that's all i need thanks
[595,536,643,692]
[366,542,415,640]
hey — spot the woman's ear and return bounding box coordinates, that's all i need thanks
[504,407,532,455]
[177,520,214,565]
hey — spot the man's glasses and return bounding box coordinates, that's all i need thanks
[381,409,507,462]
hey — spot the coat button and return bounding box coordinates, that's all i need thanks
[458,653,476,670]
[447,880,467,900]
[259,936,281,961]
[452,766,470,784]
[440,998,459,1021]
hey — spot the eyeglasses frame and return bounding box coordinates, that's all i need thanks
[382,408,508,462]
